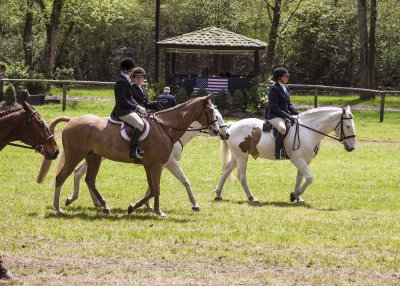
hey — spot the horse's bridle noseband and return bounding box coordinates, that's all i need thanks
[4,109,54,153]
[333,114,356,142]
[27,110,55,153]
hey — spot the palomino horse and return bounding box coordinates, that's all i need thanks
[63,108,228,212]
[0,101,59,160]
[215,106,356,203]
[37,95,219,217]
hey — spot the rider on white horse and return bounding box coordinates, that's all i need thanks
[266,67,299,159]
[110,58,147,160]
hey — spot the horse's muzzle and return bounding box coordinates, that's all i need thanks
[45,149,59,160]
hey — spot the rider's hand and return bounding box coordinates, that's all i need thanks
[289,116,297,123]
[136,105,147,116]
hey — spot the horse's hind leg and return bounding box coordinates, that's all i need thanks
[215,159,237,200]
[84,153,110,213]
[165,159,199,211]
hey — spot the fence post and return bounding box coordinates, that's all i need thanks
[62,82,67,111]
[314,89,318,108]
[0,79,4,101]
[379,92,385,122]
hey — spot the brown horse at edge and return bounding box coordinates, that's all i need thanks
[36,95,219,217]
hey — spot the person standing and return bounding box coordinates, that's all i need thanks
[110,58,147,160]
[265,67,298,159]
[157,87,177,110]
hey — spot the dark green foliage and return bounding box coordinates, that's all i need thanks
[54,67,74,80]
[193,88,208,98]
[175,87,188,104]
[25,71,47,95]
[232,89,245,109]
[4,84,16,105]
[213,90,231,110]
[153,79,166,98]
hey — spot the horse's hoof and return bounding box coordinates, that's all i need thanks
[248,197,260,203]
[102,207,110,214]
[65,198,72,206]
[127,204,135,214]
[290,192,297,203]
[214,197,222,201]
[0,269,12,280]
[192,206,200,212]
[297,197,304,203]
[56,208,64,214]
[155,210,167,217]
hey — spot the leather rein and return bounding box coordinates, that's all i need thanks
[0,109,54,153]
[293,113,356,150]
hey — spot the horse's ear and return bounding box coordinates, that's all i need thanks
[206,93,213,100]
[21,100,29,111]
[342,106,346,115]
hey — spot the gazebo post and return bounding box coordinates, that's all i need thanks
[164,51,170,81]
[254,50,260,76]
[171,53,176,76]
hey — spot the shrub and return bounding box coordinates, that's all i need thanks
[175,87,188,104]
[25,71,47,95]
[232,89,245,109]
[54,67,74,80]
[4,84,16,105]
[3,62,29,90]
[153,79,166,97]
[213,90,231,110]
[193,88,208,98]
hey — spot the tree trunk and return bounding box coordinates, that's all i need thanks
[368,0,377,92]
[265,0,282,75]
[23,0,33,69]
[357,0,370,100]
[43,0,64,78]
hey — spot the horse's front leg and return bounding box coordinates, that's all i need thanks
[291,160,313,203]
[165,159,199,211]
[128,164,165,217]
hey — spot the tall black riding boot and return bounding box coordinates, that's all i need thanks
[275,132,285,160]
[129,127,144,160]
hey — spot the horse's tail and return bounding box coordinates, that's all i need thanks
[49,150,65,188]
[221,139,234,182]
[36,116,71,184]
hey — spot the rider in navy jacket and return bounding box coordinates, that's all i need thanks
[265,67,298,159]
[157,87,177,110]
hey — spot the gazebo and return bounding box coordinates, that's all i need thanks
[156,27,267,96]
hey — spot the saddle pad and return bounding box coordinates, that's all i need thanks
[108,117,150,142]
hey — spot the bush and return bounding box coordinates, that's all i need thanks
[4,84,16,105]
[25,71,47,95]
[3,62,29,90]
[245,76,269,112]
[213,90,231,110]
[175,87,188,104]
[153,79,166,97]
[54,67,74,80]
[232,89,245,109]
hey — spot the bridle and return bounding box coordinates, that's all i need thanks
[293,112,356,150]
[1,109,54,153]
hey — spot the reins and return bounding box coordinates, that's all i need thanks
[292,113,355,150]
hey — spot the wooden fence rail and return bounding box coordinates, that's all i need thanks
[1,79,399,121]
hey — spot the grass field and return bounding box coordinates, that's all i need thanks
[0,100,399,285]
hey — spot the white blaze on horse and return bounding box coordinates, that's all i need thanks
[64,108,228,212]
[215,106,356,203]
[37,95,219,217]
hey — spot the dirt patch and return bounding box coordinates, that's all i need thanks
[2,254,399,286]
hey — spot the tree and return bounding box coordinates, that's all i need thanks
[23,0,34,69]
[368,0,377,90]
[357,0,368,90]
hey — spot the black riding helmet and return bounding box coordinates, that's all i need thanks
[132,67,146,77]
[272,67,290,81]
[120,57,135,71]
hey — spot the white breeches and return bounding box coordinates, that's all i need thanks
[268,117,286,135]
[119,112,144,131]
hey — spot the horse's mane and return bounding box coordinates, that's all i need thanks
[298,106,344,120]
[0,102,22,118]
[155,97,202,115]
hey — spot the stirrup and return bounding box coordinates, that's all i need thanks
[275,150,285,160]
[129,147,144,160]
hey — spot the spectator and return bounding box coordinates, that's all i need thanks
[157,87,177,110]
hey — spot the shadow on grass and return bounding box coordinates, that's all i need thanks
[237,200,313,209]
[42,205,191,223]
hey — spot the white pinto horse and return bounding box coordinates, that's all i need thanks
[64,108,229,212]
[215,106,356,203]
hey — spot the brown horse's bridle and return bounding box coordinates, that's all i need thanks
[1,109,54,153]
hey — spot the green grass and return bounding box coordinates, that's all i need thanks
[0,102,399,284]
[49,87,114,99]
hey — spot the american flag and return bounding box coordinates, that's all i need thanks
[193,77,229,94]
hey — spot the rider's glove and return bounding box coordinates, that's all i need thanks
[136,105,147,116]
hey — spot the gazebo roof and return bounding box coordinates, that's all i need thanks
[157,27,267,54]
